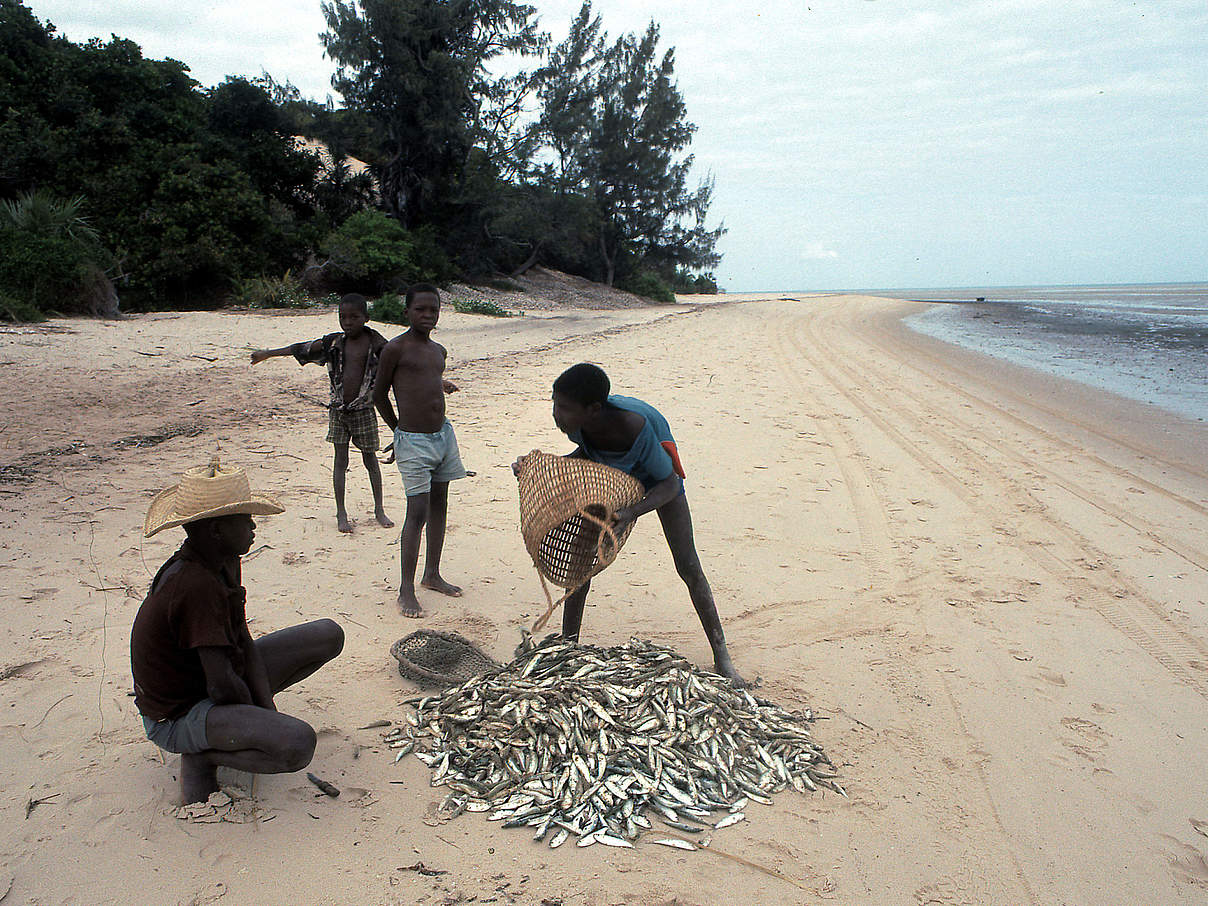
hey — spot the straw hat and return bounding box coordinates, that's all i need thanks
[144,455,284,537]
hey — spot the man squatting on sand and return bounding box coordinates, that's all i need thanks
[373,283,467,618]
[514,363,747,687]
[250,293,394,534]
[131,459,344,803]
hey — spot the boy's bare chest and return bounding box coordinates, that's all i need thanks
[397,342,445,374]
[342,340,370,373]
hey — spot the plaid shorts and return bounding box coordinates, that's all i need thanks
[327,405,380,451]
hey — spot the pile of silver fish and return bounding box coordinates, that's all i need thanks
[384,635,843,850]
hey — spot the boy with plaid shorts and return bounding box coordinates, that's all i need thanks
[251,294,394,533]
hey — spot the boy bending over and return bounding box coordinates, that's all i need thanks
[514,363,746,686]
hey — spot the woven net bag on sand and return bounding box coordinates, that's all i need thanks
[516,450,644,632]
[390,630,499,686]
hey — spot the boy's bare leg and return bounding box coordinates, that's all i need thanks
[657,494,748,687]
[398,492,430,617]
[361,448,394,527]
[419,480,461,597]
[333,442,353,533]
[561,579,590,641]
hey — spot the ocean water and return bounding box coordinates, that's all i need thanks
[873,284,1208,422]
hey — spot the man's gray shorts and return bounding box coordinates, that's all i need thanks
[393,420,467,496]
[142,698,213,754]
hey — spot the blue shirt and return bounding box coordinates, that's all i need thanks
[569,395,679,490]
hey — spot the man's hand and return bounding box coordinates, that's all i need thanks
[443,380,459,394]
[511,454,528,477]
[250,349,270,364]
[381,442,396,465]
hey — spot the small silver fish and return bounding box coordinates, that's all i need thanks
[650,838,696,851]
[714,812,745,829]
[594,834,634,848]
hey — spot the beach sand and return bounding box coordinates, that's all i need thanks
[1,293,1206,904]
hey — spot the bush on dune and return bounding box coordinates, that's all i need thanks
[0,190,119,320]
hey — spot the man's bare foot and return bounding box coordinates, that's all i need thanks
[397,590,424,618]
[375,510,394,528]
[337,513,353,533]
[420,575,462,597]
[181,753,218,804]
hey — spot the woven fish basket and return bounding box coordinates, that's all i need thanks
[516,450,644,631]
[390,630,499,687]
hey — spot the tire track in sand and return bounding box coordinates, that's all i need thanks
[795,297,1208,701]
[764,300,1042,906]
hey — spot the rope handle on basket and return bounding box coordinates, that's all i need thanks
[530,504,625,633]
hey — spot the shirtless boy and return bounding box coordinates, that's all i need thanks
[131,458,344,803]
[373,284,466,617]
[514,363,747,686]
[251,293,393,533]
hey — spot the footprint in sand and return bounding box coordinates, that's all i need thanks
[1162,834,1208,888]
[1037,667,1066,687]
[1059,716,1110,763]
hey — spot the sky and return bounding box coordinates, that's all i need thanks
[24,0,1208,292]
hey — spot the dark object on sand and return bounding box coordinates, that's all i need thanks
[306,773,340,797]
[391,630,499,686]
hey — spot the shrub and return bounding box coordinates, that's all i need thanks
[617,270,676,304]
[0,191,118,319]
[407,226,456,286]
[451,297,515,317]
[235,271,316,309]
[320,210,415,292]
[368,292,408,325]
[672,269,718,294]
[0,290,45,323]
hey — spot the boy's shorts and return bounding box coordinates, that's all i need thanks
[394,420,467,496]
[327,405,380,451]
[142,698,213,754]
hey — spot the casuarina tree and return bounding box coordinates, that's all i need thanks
[320,0,545,230]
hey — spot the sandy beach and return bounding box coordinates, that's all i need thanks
[2,293,1206,905]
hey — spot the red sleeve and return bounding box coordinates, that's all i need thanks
[661,441,686,478]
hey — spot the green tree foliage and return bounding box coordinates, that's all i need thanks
[0,0,723,315]
[317,209,453,293]
[320,0,545,231]
[0,189,118,318]
[0,2,326,308]
[530,3,723,286]
[672,268,718,294]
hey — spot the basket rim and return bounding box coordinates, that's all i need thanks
[390,629,498,685]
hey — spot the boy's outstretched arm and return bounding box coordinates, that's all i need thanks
[250,339,321,365]
[373,343,401,431]
[249,344,294,364]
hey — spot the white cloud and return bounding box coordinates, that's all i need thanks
[802,242,839,261]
